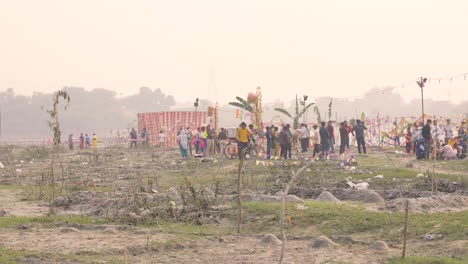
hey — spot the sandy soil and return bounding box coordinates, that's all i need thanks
[0,189,49,216]
[0,227,399,264]
[2,225,465,264]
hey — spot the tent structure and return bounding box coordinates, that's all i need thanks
[137,111,208,147]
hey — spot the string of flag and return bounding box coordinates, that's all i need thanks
[280,71,468,102]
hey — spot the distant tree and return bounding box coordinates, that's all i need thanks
[123,87,175,113]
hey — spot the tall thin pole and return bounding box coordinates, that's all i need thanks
[420,77,425,124]
[402,199,409,259]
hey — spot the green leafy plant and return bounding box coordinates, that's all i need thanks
[274,95,314,129]
[228,96,253,113]
[43,89,71,214]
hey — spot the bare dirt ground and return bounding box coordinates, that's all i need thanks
[0,188,49,216]
[1,223,465,264]
[0,146,466,263]
[0,184,465,264]
[0,226,397,264]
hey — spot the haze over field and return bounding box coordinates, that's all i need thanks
[0,0,467,139]
[1,0,468,104]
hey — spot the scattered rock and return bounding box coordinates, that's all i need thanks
[286,195,304,204]
[60,227,80,233]
[347,181,369,190]
[274,191,284,196]
[0,209,7,216]
[310,235,337,249]
[316,191,341,203]
[201,157,216,162]
[423,233,443,241]
[167,188,182,205]
[103,227,118,234]
[369,240,389,252]
[344,189,385,204]
[259,234,282,246]
[140,210,151,217]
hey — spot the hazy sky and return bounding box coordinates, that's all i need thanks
[1,0,468,104]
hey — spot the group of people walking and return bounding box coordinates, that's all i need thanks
[68,133,98,150]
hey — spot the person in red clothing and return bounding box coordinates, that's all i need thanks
[327,121,335,153]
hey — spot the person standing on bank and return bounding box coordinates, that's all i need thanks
[319,122,329,158]
[236,122,250,159]
[352,119,367,154]
[327,121,335,153]
[300,123,309,153]
[422,119,432,159]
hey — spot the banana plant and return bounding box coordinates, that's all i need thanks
[228,96,253,113]
[274,95,314,129]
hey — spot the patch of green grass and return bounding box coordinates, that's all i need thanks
[241,201,468,242]
[0,215,108,228]
[0,247,36,264]
[387,256,466,264]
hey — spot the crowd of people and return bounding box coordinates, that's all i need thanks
[405,119,466,160]
[93,117,466,162]
[116,119,365,160]
[173,125,230,159]
[262,119,369,160]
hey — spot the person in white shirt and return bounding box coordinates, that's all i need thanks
[432,120,443,149]
[444,119,453,143]
[158,130,165,148]
[312,124,321,157]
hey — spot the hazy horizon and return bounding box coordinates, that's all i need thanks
[1,0,468,104]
